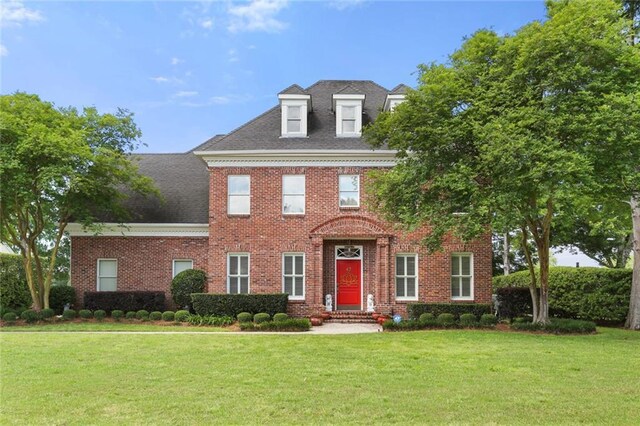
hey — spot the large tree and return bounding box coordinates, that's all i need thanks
[0,93,156,310]
[365,0,640,324]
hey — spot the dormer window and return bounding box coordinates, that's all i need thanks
[384,94,406,111]
[279,93,311,138]
[333,94,365,137]
[286,105,301,133]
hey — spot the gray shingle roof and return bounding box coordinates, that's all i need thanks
[279,84,308,95]
[390,84,411,94]
[196,80,406,152]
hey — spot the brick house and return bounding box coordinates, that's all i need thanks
[68,80,492,316]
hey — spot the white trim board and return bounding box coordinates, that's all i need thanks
[66,223,209,237]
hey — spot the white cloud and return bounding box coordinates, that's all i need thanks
[200,18,214,29]
[150,76,184,85]
[0,0,44,27]
[150,76,170,83]
[173,91,198,98]
[228,48,239,63]
[328,0,365,11]
[0,44,7,56]
[171,57,184,66]
[227,0,288,33]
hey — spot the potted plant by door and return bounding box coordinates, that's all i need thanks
[320,312,331,320]
[310,316,323,326]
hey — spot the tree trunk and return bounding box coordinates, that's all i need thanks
[625,194,640,330]
[503,232,510,275]
[521,225,539,321]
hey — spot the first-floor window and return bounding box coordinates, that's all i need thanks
[283,253,304,299]
[451,253,473,300]
[395,254,417,300]
[97,259,117,291]
[228,253,249,294]
[173,259,193,278]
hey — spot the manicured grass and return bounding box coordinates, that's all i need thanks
[1,322,228,332]
[1,328,639,424]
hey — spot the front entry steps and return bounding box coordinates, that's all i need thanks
[325,311,377,324]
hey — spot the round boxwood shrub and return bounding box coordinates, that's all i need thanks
[40,308,56,320]
[237,312,252,323]
[171,269,207,309]
[149,311,162,321]
[111,310,124,321]
[273,313,289,322]
[49,285,76,314]
[253,313,271,324]
[3,312,17,322]
[175,310,190,322]
[21,309,40,323]
[62,309,77,320]
[79,309,92,320]
[437,313,456,327]
[479,314,498,327]
[125,311,137,320]
[459,313,478,327]
[94,310,107,321]
[162,311,175,321]
[419,313,435,324]
[136,310,150,320]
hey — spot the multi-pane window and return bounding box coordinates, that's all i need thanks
[173,259,193,278]
[341,106,356,133]
[228,254,249,294]
[451,254,473,300]
[395,254,417,300]
[286,105,301,133]
[283,253,304,299]
[228,175,250,215]
[97,259,117,291]
[283,175,305,214]
[339,175,360,207]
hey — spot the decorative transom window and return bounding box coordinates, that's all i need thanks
[339,175,360,207]
[282,175,305,214]
[283,253,304,299]
[396,254,418,300]
[228,254,249,294]
[451,253,473,300]
[97,259,117,291]
[336,246,362,259]
[173,259,193,278]
[228,175,250,215]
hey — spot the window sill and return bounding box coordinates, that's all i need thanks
[288,298,305,302]
[339,206,360,210]
[395,298,418,303]
[451,297,474,302]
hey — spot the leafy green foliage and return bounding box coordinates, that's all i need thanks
[0,254,31,310]
[40,308,55,320]
[185,314,234,327]
[170,269,206,309]
[191,294,288,317]
[78,310,92,320]
[83,291,165,313]
[21,310,40,323]
[510,318,596,334]
[161,311,175,322]
[135,310,149,320]
[236,312,252,323]
[253,313,271,324]
[111,310,124,321]
[479,314,498,327]
[418,313,436,324]
[94,310,106,321]
[407,303,491,320]
[125,311,137,320]
[3,312,17,322]
[149,311,162,321]
[49,285,76,314]
[239,318,311,332]
[437,313,456,328]
[459,313,478,327]
[273,313,289,322]
[62,309,76,320]
[174,310,190,322]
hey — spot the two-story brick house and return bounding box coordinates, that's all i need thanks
[68,80,492,316]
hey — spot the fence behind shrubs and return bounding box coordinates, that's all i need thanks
[84,291,165,313]
[407,303,491,320]
[191,293,288,317]
[493,267,632,324]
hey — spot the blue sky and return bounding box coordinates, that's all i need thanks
[1,0,598,266]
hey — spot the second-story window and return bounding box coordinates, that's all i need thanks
[283,175,305,214]
[341,106,356,133]
[339,175,360,207]
[286,105,301,133]
[228,175,250,215]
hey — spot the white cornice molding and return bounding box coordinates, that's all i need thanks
[66,223,209,237]
[193,149,398,168]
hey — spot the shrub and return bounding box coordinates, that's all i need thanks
[40,308,56,320]
[171,269,207,310]
[383,319,429,331]
[83,291,165,313]
[254,313,271,324]
[408,303,491,320]
[273,313,289,322]
[186,314,234,327]
[79,309,92,319]
[3,312,17,322]
[437,313,456,328]
[94,310,106,321]
[21,310,40,323]
[136,310,150,320]
[493,267,632,324]
[125,311,137,320]
[62,309,77,320]
[240,318,311,331]
[510,318,596,334]
[479,314,498,327]
[0,253,31,310]
[459,313,478,327]
[495,287,533,319]
[49,285,76,314]
[162,311,175,322]
[149,311,162,321]
[175,310,190,322]
[237,312,252,323]
[191,294,288,318]
[111,310,124,321]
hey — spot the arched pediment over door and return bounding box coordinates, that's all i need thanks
[309,216,390,239]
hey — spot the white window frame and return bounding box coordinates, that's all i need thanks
[395,253,418,301]
[172,259,194,278]
[227,253,250,294]
[282,175,305,215]
[228,175,250,215]
[281,100,308,137]
[336,100,363,137]
[282,252,305,300]
[96,258,117,292]
[451,253,474,301]
[339,174,360,208]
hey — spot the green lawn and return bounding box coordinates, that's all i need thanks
[1,328,639,425]
[0,322,228,332]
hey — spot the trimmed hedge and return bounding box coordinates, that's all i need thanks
[240,318,311,332]
[237,312,252,323]
[191,294,288,317]
[496,287,533,320]
[3,312,17,322]
[21,310,40,323]
[111,310,124,321]
[83,291,165,313]
[62,309,77,320]
[162,311,175,322]
[175,310,190,322]
[149,311,162,321]
[171,269,207,310]
[407,303,491,320]
[50,285,76,314]
[0,253,31,310]
[253,313,271,324]
[94,310,106,321]
[510,318,596,334]
[493,267,632,324]
[125,311,137,320]
[79,309,92,319]
[273,313,289,322]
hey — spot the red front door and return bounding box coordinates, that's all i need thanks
[336,259,361,309]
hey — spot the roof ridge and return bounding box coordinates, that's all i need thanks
[390,83,411,94]
[278,83,307,95]
[190,134,226,152]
